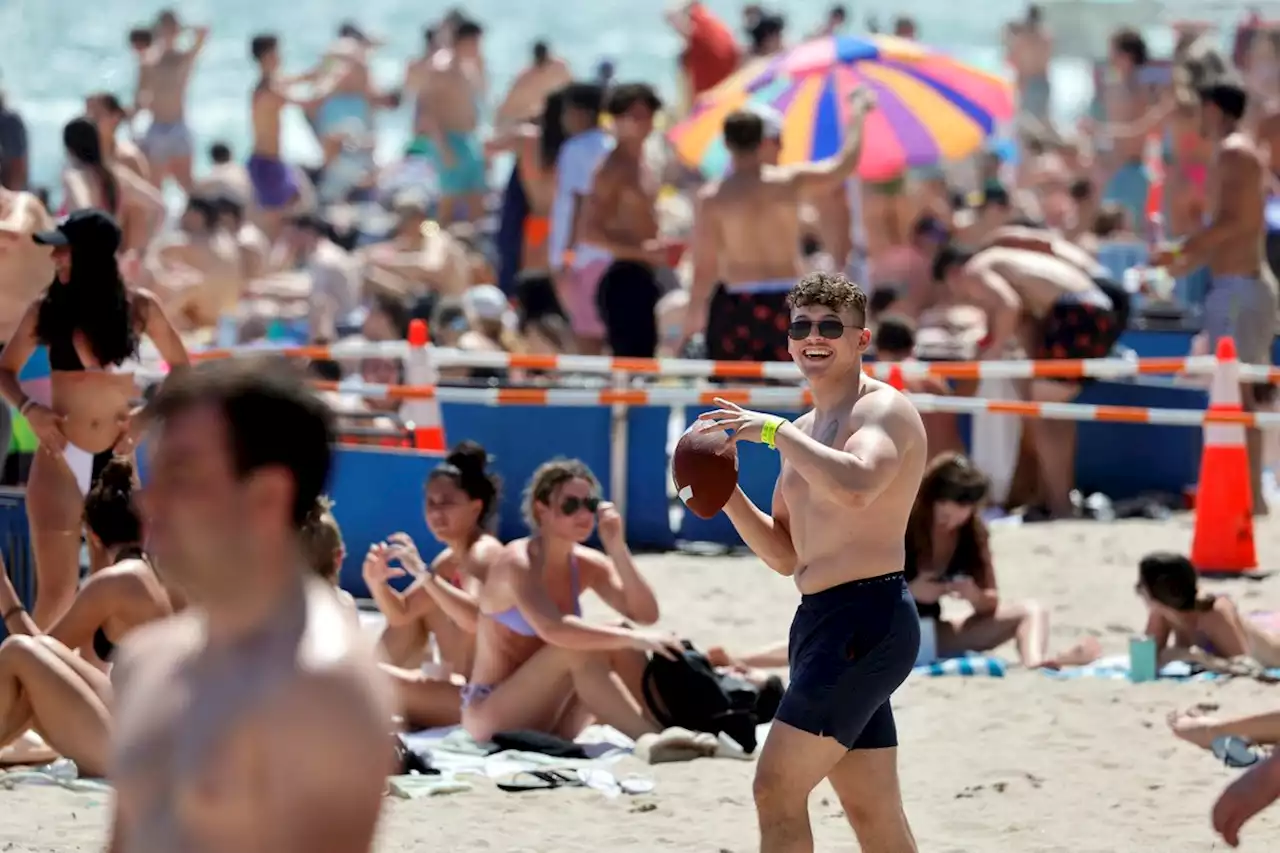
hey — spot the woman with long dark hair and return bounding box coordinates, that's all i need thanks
[0,457,181,775]
[62,116,165,255]
[0,209,187,627]
[905,453,1100,668]
[363,441,501,727]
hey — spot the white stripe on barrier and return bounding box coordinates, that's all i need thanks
[180,342,1267,383]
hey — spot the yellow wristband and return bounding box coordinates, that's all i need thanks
[761,417,784,449]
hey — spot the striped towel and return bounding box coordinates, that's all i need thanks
[912,655,1006,678]
[1041,654,1280,682]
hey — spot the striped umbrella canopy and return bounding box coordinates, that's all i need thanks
[667,35,1015,181]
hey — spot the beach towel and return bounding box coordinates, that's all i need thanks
[1041,654,1280,682]
[913,655,1007,678]
[0,757,110,794]
[399,724,633,783]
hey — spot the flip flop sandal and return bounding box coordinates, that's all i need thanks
[496,769,585,793]
[1212,735,1262,769]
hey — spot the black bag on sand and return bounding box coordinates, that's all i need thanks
[641,640,784,754]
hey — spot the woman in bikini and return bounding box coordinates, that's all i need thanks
[0,457,180,775]
[362,441,502,727]
[461,458,687,745]
[61,116,166,258]
[1135,550,1280,666]
[904,453,1101,669]
[0,209,187,627]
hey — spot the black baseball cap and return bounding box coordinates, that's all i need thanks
[32,209,123,255]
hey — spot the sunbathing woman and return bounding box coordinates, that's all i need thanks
[1136,551,1280,666]
[0,210,187,627]
[905,453,1100,668]
[462,458,688,744]
[0,457,180,776]
[363,441,501,727]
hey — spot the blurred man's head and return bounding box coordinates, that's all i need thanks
[453,19,484,59]
[750,14,785,55]
[724,110,765,163]
[873,315,916,361]
[141,358,335,603]
[561,82,604,135]
[85,92,127,137]
[155,9,179,43]
[1110,28,1149,73]
[1198,79,1247,139]
[128,27,153,54]
[251,34,281,72]
[181,195,220,235]
[605,83,662,145]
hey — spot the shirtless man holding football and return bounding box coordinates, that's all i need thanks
[699,271,926,853]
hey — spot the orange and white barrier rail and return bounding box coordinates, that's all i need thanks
[187,343,1279,384]
[309,380,1280,428]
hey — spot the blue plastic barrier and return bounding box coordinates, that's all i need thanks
[335,403,673,597]
[0,489,33,641]
[1074,381,1204,497]
[1120,329,1280,364]
[674,410,804,546]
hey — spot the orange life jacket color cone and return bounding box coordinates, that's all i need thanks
[405,319,447,454]
[886,363,905,392]
[1190,336,1257,574]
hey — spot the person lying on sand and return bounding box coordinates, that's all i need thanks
[363,442,501,729]
[462,458,718,759]
[0,458,180,776]
[1138,551,1280,667]
[905,452,1101,669]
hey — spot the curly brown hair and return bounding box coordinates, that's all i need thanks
[786,272,868,326]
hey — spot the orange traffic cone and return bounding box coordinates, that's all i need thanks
[405,319,447,453]
[1190,336,1257,575]
[886,363,905,392]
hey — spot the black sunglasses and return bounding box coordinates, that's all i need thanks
[560,496,600,515]
[787,319,858,341]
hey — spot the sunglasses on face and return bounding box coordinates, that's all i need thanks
[787,319,858,341]
[560,495,600,516]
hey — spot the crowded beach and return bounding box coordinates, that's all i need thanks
[2,3,1280,850]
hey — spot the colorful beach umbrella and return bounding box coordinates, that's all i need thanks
[667,35,1015,181]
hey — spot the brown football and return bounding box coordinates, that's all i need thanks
[672,425,739,519]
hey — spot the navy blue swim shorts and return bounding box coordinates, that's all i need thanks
[774,572,920,750]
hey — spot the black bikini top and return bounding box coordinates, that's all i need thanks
[91,545,149,663]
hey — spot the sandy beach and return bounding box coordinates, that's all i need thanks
[5,516,1280,852]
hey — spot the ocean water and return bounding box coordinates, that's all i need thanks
[0,0,1116,196]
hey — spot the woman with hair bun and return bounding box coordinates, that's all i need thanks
[363,440,503,727]
[0,457,181,774]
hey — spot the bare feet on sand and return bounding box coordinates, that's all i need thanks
[1168,704,1223,749]
[1040,636,1103,670]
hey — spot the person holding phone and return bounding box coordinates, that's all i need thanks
[362,442,502,728]
[905,453,1101,669]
